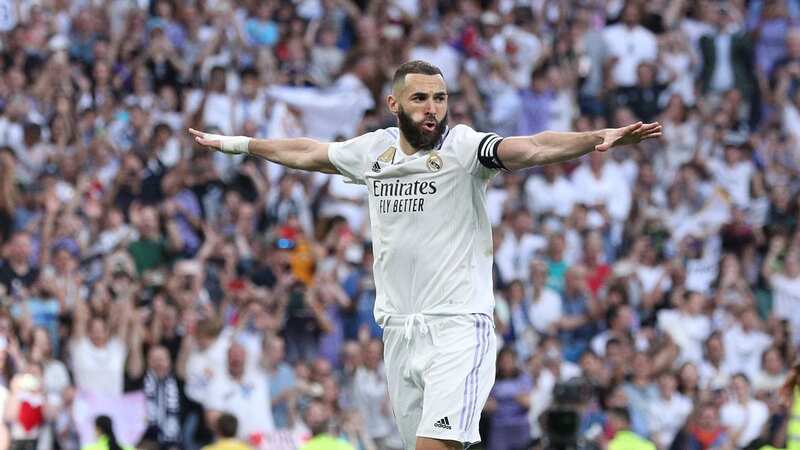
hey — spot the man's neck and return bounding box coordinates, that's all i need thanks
[399,134,419,156]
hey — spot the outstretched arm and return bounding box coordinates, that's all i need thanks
[497,121,662,170]
[189,128,338,174]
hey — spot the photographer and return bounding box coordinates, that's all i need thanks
[606,407,656,450]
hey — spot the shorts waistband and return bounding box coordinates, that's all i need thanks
[383,313,492,329]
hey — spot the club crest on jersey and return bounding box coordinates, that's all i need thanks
[371,161,382,173]
[426,152,443,172]
[378,146,396,164]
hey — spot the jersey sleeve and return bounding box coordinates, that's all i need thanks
[327,131,379,185]
[450,124,506,179]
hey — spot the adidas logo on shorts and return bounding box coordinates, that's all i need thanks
[372,161,381,172]
[434,417,452,430]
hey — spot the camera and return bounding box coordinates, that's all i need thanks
[542,378,597,450]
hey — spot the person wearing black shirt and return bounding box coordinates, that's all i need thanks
[0,231,39,299]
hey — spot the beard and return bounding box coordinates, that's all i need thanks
[397,106,448,151]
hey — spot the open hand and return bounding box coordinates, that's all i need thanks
[189,128,250,155]
[596,121,662,152]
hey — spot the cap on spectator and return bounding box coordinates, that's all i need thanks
[53,239,80,259]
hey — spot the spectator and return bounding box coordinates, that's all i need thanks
[69,293,141,397]
[723,308,772,382]
[753,347,787,395]
[762,236,800,344]
[558,265,597,362]
[607,407,657,450]
[299,400,355,450]
[494,210,546,284]
[648,371,694,449]
[82,415,135,450]
[0,232,39,299]
[263,336,296,430]
[203,343,274,445]
[669,402,733,450]
[201,414,251,450]
[603,3,658,89]
[624,352,659,439]
[699,332,734,392]
[484,346,532,450]
[141,346,182,450]
[699,2,757,107]
[526,260,562,336]
[720,373,769,449]
[658,291,712,365]
[352,340,399,450]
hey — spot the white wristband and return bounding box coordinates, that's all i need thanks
[202,133,251,155]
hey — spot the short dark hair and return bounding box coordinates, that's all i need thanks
[608,407,630,425]
[392,60,443,89]
[217,413,238,438]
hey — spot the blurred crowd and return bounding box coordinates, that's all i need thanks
[1,0,800,450]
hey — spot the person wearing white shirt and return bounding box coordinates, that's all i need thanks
[409,28,462,91]
[762,239,800,344]
[527,338,582,442]
[723,309,772,382]
[591,304,636,358]
[648,372,693,450]
[699,332,734,391]
[657,292,712,364]
[602,4,658,88]
[231,68,268,135]
[489,13,542,90]
[319,174,369,233]
[185,67,235,136]
[720,373,769,449]
[526,260,562,335]
[69,295,140,397]
[634,241,671,298]
[707,145,754,208]
[204,343,275,442]
[495,210,548,283]
[570,153,632,224]
[353,340,400,448]
[524,164,576,219]
[179,320,238,404]
[752,347,787,394]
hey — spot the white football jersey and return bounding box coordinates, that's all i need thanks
[328,124,502,326]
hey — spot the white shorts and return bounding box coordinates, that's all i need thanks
[382,313,496,449]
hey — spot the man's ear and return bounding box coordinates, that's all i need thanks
[387,95,399,115]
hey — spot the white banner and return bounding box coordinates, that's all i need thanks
[72,390,147,447]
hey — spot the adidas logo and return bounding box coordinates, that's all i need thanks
[371,161,381,172]
[433,417,451,430]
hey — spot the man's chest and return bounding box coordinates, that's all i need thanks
[363,150,467,219]
[216,378,264,405]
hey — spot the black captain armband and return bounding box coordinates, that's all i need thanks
[477,133,507,170]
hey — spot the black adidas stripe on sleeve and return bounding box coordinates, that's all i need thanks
[477,133,506,170]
